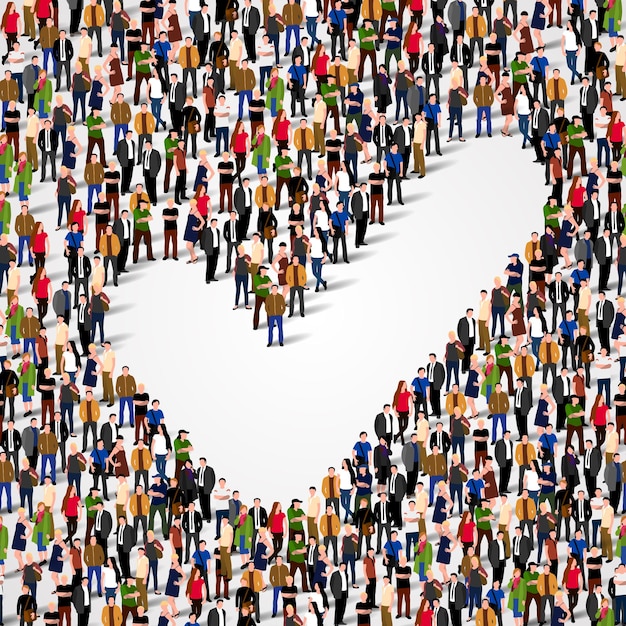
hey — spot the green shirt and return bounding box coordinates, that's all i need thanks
[523,570,540,590]
[133,208,151,232]
[135,50,152,74]
[121,583,139,607]
[164,137,178,160]
[320,83,338,107]
[475,507,492,531]
[381,0,395,9]
[85,495,103,519]
[567,124,585,148]
[543,203,560,229]
[87,116,104,138]
[174,438,192,462]
[274,156,293,179]
[358,27,376,51]
[253,274,272,297]
[510,60,528,84]
[494,343,511,368]
[565,403,584,427]
[287,507,304,531]
[288,540,305,563]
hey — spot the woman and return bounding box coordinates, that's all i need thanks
[311,44,330,86]
[18,351,36,418]
[251,124,271,175]
[467,556,485,619]
[145,529,164,595]
[5,294,23,359]
[31,267,52,322]
[527,306,547,365]
[33,69,53,119]
[258,204,278,261]
[508,568,527,626]
[596,597,615,626]
[233,244,252,310]
[562,21,583,84]
[109,438,129,478]
[608,111,626,162]
[481,354,500,401]
[30,222,50,272]
[563,556,582,620]
[530,0,551,46]
[157,601,177,626]
[186,566,207,617]
[309,226,328,292]
[62,125,82,170]
[590,393,610,448]
[432,481,453,537]
[267,501,287,561]
[475,56,495,86]
[607,165,623,207]
[60,484,81,543]
[151,424,170,480]
[266,68,284,118]
[495,71,514,136]
[413,533,433,581]
[272,109,291,152]
[392,380,413,446]
[567,175,587,224]
[0,135,13,195]
[82,343,102,392]
[102,556,121,601]
[435,519,458,583]
[164,1,182,55]
[31,501,53,564]
[403,21,424,74]
[104,44,124,102]
[465,355,484,418]
[183,201,205,264]
[147,67,166,130]
[13,508,32,571]
[13,152,33,202]
[514,84,532,148]
[48,529,67,586]
[534,384,556,434]
[312,546,333,590]
[234,504,254,566]
[68,198,87,234]
[252,526,274,573]
[61,341,81,383]
[359,100,376,150]
[457,511,477,555]
[505,293,526,354]
[88,66,109,111]
[524,459,541,505]
[165,553,186,617]
[338,459,356,523]
[373,65,392,113]
[309,580,330,626]
[230,120,250,184]
[558,204,579,269]
[193,184,212,220]
[0,3,21,64]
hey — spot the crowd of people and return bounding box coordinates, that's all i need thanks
[0,0,626,623]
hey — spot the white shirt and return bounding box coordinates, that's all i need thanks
[0,334,10,357]
[615,572,626,596]
[152,433,168,455]
[305,0,319,16]
[564,29,578,51]
[148,77,163,99]
[214,104,230,128]
[315,210,329,231]
[525,469,539,491]
[103,567,118,589]
[214,487,230,511]
[529,316,544,338]
[7,51,25,73]
[336,170,351,192]
[309,237,324,258]
[516,93,531,115]
[591,496,603,520]
[59,38,67,61]
[338,468,353,490]
[62,350,78,373]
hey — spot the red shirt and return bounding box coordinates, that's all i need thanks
[5,13,19,33]
[196,196,209,218]
[315,54,330,76]
[190,578,205,600]
[571,187,585,208]
[270,511,286,534]
[407,32,422,54]
[396,391,412,412]
[461,521,476,543]
[276,120,291,142]
[73,209,86,232]
[566,567,580,590]
[234,131,249,154]
[35,277,50,299]
[594,404,609,426]
[65,495,81,517]
[33,232,48,254]
[611,121,625,143]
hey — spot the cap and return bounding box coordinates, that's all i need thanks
[259,265,268,270]
[152,474,162,478]
[349,82,359,87]
[499,334,509,339]
[292,498,303,504]
[178,429,189,435]
[508,253,519,258]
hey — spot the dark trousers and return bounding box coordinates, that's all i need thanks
[175,170,187,203]
[205,252,218,281]
[355,216,368,246]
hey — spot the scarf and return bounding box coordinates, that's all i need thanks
[511,577,521,590]
[37,77,47,92]
[486,363,494,376]
[21,362,29,376]
[417,540,426,555]
[9,303,18,318]
[0,143,6,156]
[601,606,609,620]
[269,76,279,90]
[18,161,26,174]
[620,524,626,538]
[36,510,45,524]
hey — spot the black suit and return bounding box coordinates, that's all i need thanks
[448,581,466,626]
[373,501,392,552]
[182,509,203,563]
[71,586,91,626]
[572,497,592,544]
[71,255,92,307]
[580,83,599,139]
[116,523,136,579]
[51,418,69,471]
[53,38,74,90]
[596,298,615,351]
[192,12,212,63]
[387,472,407,528]
[76,300,92,355]
[240,5,260,61]
[37,128,59,181]
[93,508,113,556]
[223,220,239,273]
[167,82,187,132]
[112,217,132,271]
[351,190,369,246]
[434,606,450,626]
[488,539,508,583]
[511,534,532,573]
[197,464,216,521]
[201,227,221,281]
[427,361,446,417]
[421,51,443,100]
[456,316,476,372]
[233,185,253,240]
[547,279,570,332]
[512,385,532,440]
[583,446,602,494]
[374,411,393,447]
[530,106,550,162]
[449,42,471,87]
[372,123,393,163]
[330,570,349,626]
[208,607,227,626]
[116,138,136,194]
[141,149,162,206]
[1,427,21,475]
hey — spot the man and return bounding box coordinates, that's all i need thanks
[182,501,203,564]
[52,31,74,91]
[457,309,476,373]
[286,257,306,318]
[141,141,161,208]
[200,218,220,283]
[596,290,615,352]
[488,530,508,584]
[448,573,466,626]
[383,143,404,206]
[241,0,261,61]
[473,74,494,137]
[132,199,156,264]
[264,284,285,347]
[113,210,132,273]
[72,577,91,626]
[422,43,442,100]
[37,120,58,182]
[330,563,349,626]
[494,430,514,493]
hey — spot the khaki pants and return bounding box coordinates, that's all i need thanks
[412,143,425,176]
[220,546,232,580]
[381,606,392,626]
[616,64,625,96]
[307,516,319,542]
[24,9,36,39]
[55,344,64,374]
[601,527,613,560]
[478,319,490,352]
[577,309,590,335]
[314,123,325,155]
[136,578,148,609]
[26,136,38,170]
[417,441,427,472]
[229,60,239,89]
[498,523,511,558]
[103,370,114,404]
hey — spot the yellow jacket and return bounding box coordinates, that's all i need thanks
[83,4,106,27]
[285,264,307,287]
[466,14,487,38]
[134,111,156,135]
[178,45,201,69]
[255,184,276,208]
[79,399,101,423]
[293,127,315,151]
[361,0,382,20]
[546,77,568,101]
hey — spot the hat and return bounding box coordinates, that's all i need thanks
[259,265,268,270]
[152,474,162,478]
[509,253,519,258]
[349,82,359,87]
[178,429,189,435]
[292,498,303,504]
[499,334,509,339]
[544,460,551,466]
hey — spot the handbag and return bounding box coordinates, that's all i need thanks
[155,546,164,559]
[225,0,238,21]
[263,211,276,240]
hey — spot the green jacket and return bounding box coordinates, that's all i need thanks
[13,162,33,192]
[252,133,271,170]
[31,510,53,546]
[266,76,284,103]
[5,304,24,339]
[0,525,8,560]
[413,541,433,574]
[0,199,10,234]
[0,143,13,172]
[597,607,616,626]
[604,0,622,28]
[33,80,53,113]
[507,577,527,609]
[234,513,254,550]
[480,364,500,397]
[18,361,36,397]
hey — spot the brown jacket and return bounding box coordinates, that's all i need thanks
[473,84,494,107]
[0,79,19,103]
[40,26,60,49]
[38,432,59,455]
[134,111,156,135]
[285,264,307,288]
[293,127,315,151]
[0,460,14,482]
[515,497,537,520]
[129,493,150,517]
[546,77,568,101]
[319,513,341,537]
[101,604,123,626]
[264,293,286,316]
[178,45,201,69]
[79,399,101,423]
[99,233,121,257]
[83,4,106,27]
[236,67,256,91]
[111,102,132,125]
[282,3,303,25]
[84,162,105,185]
[488,391,509,414]
[515,442,536,466]
[130,447,153,471]
[84,543,105,567]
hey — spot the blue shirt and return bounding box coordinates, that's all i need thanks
[539,432,557,454]
[424,102,441,120]
[149,481,168,505]
[383,539,403,559]
[153,40,172,60]
[288,65,307,85]
[331,210,349,231]
[356,471,372,495]
[353,440,372,463]
[385,152,403,173]
[385,26,402,49]
[505,261,523,285]
[539,470,556,494]
[467,478,484,497]
[329,8,346,24]
[192,549,211,570]
[90,447,109,468]
[567,537,587,558]
[65,232,84,249]
[146,408,164,427]
[571,268,590,284]
[486,588,505,608]
[411,376,430,396]
[347,90,363,114]
[558,319,578,338]
[530,55,549,77]
[542,131,560,150]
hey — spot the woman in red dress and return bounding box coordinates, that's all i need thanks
[31,266,52,322]
[392,380,414,446]
[1,3,22,63]
[230,120,250,185]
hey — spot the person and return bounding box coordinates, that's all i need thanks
[265,284,286,347]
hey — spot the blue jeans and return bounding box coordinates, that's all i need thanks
[14,73,23,102]
[268,315,284,344]
[492,414,506,441]
[151,99,164,127]
[450,482,463,514]
[616,596,626,624]
[269,97,279,117]
[87,183,101,214]
[395,90,408,121]
[73,92,86,123]
[618,264,626,294]
[285,25,300,53]
[592,519,601,547]
[155,454,168,479]
[345,153,358,185]
[468,586,482,616]
[598,378,611,405]
[235,274,249,306]
[239,89,253,120]
[476,106,492,135]
[68,472,81,498]
[340,489,352,521]
[451,436,465,463]
[41,453,56,482]
[91,311,105,344]
[18,236,33,265]
[537,531,549,561]
[518,115,531,145]
[0,482,11,510]
[114,124,128,151]
[18,182,27,201]
[120,397,135,426]
[416,561,426,581]
[105,587,117,601]
[449,106,463,138]
[43,48,56,76]
[268,34,280,65]
[0,102,7,130]
[429,475,444,504]
[342,553,356,584]
[255,154,267,175]
[216,127,229,154]
[58,195,71,227]
[61,402,74,433]
[338,190,350,211]
[311,257,324,289]
[531,336,542,365]
[621,356,626,382]
[497,37,508,66]
[597,137,610,167]
[566,50,579,82]
[405,532,419,559]
[259,66,272,95]
[272,587,283,615]
[88,565,102,593]
[445,361,459,391]
[492,307,505,336]
[111,30,125,60]
[306,17,320,45]
[24,337,36,363]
